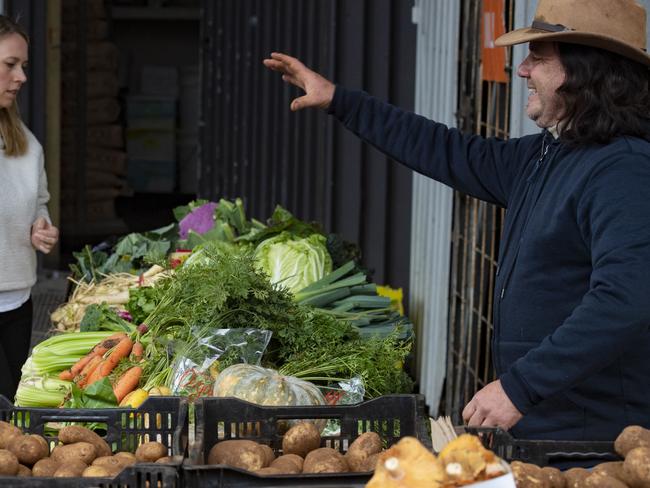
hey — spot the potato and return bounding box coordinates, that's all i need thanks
[135,441,168,462]
[0,449,19,475]
[303,447,349,473]
[82,465,113,477]
[270,454,304,474]
[32,457,60,477]
[255,466,283,475]
[282,422,321,458]
[593,462,625,482]
[155,456,178,464]
[348,452,380,473]
[53,460,88,477]
[346,432,383,472]
[259,444,276,466]
[511,461,550,488]
[541,466,566,488]
[585,472,627,488]
[208,439,268,471]
[59,425,112,458]
[564,467,590,488]
[0,421,22,449]
[17,464,32,477]
[622,446,650,487]
[616,426,650,458]
[8,434,50,465]
[114,451,137,465]
[52,441,97,464]
[93,455,127,471]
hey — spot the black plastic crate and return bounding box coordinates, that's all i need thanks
[465,427,620,467]
[184,394,431,488]
[0,395,188,487]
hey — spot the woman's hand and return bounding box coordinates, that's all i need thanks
[263,52,335,111]
[31,217,59,254]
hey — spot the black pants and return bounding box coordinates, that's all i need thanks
[0,298,32,401]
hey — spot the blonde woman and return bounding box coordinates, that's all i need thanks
[0,15,58,400]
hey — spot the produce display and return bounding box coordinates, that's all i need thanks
[18,198,415,411]
[0,421,174,478]
[204,422,508,485]
[510,425,650,487]
[16,196,650,487]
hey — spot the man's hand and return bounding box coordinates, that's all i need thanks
[31,217,59,254]
[263,52,335,111]
[462,380,523,430]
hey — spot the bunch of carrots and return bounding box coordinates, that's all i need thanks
[58,332,144,403]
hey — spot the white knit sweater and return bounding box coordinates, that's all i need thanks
[0,127,51,291]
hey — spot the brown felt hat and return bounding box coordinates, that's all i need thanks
[495,0,650,67]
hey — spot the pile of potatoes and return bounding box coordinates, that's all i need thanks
[0,420,177,478]
[511,424,650,488]
[207,421,384,475]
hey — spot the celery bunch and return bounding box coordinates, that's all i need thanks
[14,331,115,407]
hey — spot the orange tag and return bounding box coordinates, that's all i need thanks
[481,0,509,82]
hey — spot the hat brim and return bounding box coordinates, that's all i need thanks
[495,27,650,67]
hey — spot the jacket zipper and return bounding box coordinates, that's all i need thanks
[492,134,558,373]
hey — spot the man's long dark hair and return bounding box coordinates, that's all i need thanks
[556,42,650,146]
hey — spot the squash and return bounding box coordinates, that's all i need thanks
[212,364,326,407]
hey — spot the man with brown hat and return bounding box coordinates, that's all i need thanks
[264,0,650,456]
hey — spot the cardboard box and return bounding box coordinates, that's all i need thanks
[126,95,176,130]
[141,65,179,97]
[127,159,176,193]
[126,128,175,162]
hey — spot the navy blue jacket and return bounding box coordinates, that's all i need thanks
[330,86,650,441]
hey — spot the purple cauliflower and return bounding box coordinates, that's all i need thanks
[179,202,218,239]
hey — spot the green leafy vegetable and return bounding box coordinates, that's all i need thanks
[79,304,133,332]
[65,378,118,409]
[254,232,332,294]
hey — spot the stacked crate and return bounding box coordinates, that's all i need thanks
[60,0,128,229]
[125,66,178,193]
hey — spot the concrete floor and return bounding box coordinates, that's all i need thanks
[30,270,70,349]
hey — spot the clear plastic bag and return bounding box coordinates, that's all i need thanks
[169,328,272,400]
[320,376,366,437]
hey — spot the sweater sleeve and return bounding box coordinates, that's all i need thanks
[34,145,51,224]
[499,152,650,414]
[328,85,532,207]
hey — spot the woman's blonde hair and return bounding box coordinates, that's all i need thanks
[0,15,28,157]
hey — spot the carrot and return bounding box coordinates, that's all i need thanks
[58,369,74,381]
[113,366,143,402]
[85,360,107,388]
[79,355,103,377]
[70,333,127,376]
[102,332,128,342]
[131,342,144,360]
[76,355,103,387]
[70,352,96,376]
[98,337,133,377]
[92,345,110,356]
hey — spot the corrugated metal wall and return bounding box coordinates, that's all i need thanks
[410,0,460,417]
[199,0,417,290]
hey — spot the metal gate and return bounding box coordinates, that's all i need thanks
[444,0,514,422]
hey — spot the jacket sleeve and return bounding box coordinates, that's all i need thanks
[500,152,650,414]
[329,86,532,207]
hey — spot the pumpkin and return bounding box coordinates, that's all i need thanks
[212,364,326,407]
